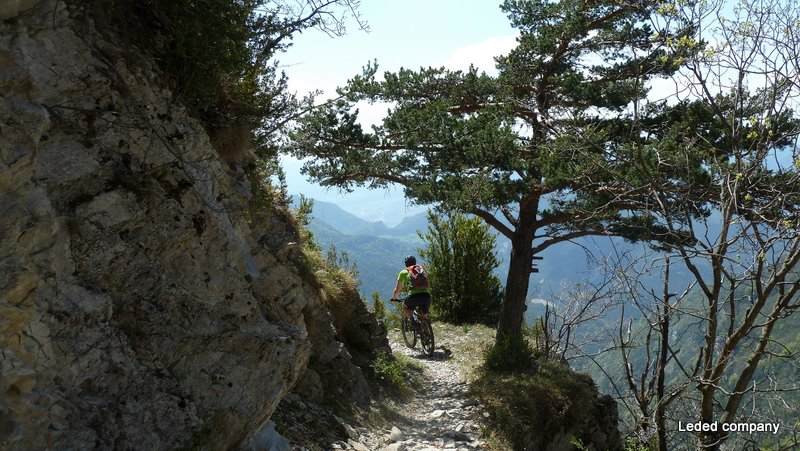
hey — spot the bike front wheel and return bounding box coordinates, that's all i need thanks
[419,318,435,356]
[401,317,417,349]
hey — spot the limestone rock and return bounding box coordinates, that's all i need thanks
[0,1,386,449]
[347,439,370,451]
[243,421,291,451]
[0,0,40,20]
[343,422,358,440]
[389,426,406,442]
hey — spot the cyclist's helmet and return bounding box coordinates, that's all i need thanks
[404,255,416,267]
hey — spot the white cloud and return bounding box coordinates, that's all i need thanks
[529,298,555,307]
[354,100,394,129]
[438,34,518,73]
[347,35,519,128]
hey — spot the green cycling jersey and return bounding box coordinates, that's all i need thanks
[397,268,431,296]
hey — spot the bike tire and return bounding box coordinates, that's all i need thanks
[401,317,417,349]
[419,318,435,356]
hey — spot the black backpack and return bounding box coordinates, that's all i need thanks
[407,264,429,290]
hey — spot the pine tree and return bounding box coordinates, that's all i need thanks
[290,0,699,343]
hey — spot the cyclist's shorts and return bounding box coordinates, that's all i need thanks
[404,294,431,314]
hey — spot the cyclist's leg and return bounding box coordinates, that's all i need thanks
[417,297,431,320]
[401,300,414,319]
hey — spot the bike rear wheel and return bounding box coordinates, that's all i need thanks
[419,317,435,356]
[401,317,417,348]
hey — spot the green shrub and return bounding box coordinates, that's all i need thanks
[95,0,362,165]
[418,210,503,326]
[291,196,360,300]
[372,291,386,321]
[384,307,404,330]
[370,352,404,387]
[622,438,656,451]
[483,335,538,373]
[370,291,403,329]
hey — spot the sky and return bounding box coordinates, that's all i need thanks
[279,1,518,226]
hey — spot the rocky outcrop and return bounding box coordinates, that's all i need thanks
[296,280,392,406]
[0,1,385,449]
[0,0,39,21]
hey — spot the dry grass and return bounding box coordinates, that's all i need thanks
[210,122,255,165]
[431,322,496,380]
[471,357,612,450]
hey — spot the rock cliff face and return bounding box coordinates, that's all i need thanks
[0,1,387,449]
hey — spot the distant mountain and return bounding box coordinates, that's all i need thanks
[391,213,430,236]
[291,196,373,233]
[308,216,419,300]
[352,220,392,237]
[288,196,421,299]
[292,196,427,242]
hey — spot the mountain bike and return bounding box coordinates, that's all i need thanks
[391,298,435,356]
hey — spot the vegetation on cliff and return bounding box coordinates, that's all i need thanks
[77,0,364,171]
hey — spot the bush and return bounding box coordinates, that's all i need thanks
[291,196,359,300]
[418,209,504,326]
[98,0,362,164]
[371,291,387,321]
[371,292,404,329]
[370,352,404,388]
[483,335,538,373]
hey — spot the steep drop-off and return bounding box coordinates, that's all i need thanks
[0,1,388,449]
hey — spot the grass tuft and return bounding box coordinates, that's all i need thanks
[368,352,424,396]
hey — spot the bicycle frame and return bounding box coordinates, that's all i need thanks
[392,297,435,356]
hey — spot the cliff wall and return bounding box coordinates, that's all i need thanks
[0,1,386,449]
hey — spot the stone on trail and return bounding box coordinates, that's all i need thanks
[347,439,370,451]
[389,426,406,442]
[244,421,291,451]
[429,409,446,419]
[445,430,471,442]
[343,422,358,439]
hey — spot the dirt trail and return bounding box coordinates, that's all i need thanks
[350,332,492,451]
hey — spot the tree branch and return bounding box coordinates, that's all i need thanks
[472,207,514,239]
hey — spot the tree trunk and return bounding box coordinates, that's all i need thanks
[495,199,536,344]
[655,258,670,451]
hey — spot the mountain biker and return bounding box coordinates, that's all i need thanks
[391,255,431,322]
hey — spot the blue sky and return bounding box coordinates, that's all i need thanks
[279,1,517,226]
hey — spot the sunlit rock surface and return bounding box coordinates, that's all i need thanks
[0,1,386,449]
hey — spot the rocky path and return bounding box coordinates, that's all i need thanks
[343,333,492,451]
